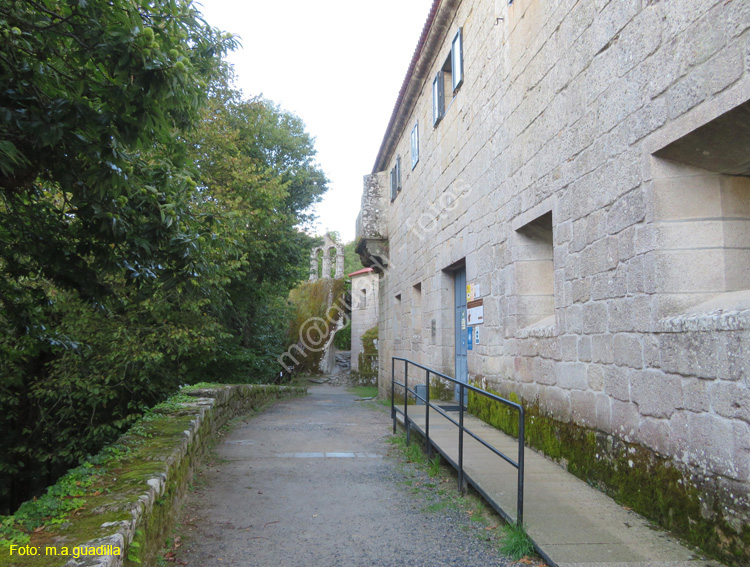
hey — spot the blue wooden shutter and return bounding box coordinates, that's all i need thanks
[433,71,444,125]
[411,122,419,169]
[390,165,397,201]
[396,155,402,190]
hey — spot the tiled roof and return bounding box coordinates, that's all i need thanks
[348,267,375,277]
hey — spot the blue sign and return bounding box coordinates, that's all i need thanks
[467,326,473,350]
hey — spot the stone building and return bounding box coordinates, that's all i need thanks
[348,268,380,372]
[356,0,750,558]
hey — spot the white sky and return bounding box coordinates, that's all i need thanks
[196,0,434,243]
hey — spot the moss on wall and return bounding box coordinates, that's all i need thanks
[354,326,379,385]
[0,384,305,567]
[468,385,750,566]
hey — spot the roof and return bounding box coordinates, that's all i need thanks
[372,0,458,174]
[348,267,375,278]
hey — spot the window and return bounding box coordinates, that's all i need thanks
[394,294,402,343]
[411,283,422,343]
[390,155,401,201]
[433,28,463,127]
[451,28,463,91]
[411,122,419,169]
[396,155,401,189]
[433,72,445,125]
[360,288,367,310]
[650,101,750,316]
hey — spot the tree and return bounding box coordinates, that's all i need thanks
[0,0,237,512]
[185,87,328,381]
[0,1,329,515]
[0,0,236,328]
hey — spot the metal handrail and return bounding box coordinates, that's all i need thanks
[391,356,526,526]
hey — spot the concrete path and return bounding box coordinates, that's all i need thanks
[177,386,528,567]
[401,404,725,567]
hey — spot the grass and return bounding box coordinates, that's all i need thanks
[349,385,378,399]
[500,523,536,560]
[386,430,545,566]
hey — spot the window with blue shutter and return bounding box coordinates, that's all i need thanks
[396,154,402,191]
[390,164,397,201]
[433,71,445,125]
[411,122,419,169]
[389,154,402,202]
[433,27,465,128]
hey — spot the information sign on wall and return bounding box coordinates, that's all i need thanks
[467,299,484,325]
[466,283,482,302]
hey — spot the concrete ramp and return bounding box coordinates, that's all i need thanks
[399,405,724,567]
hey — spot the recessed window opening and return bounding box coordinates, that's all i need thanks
[394,293,402,343]
[652,100,750,314]
[412,283,422,341]
[514,211,554,328]
[433,28,463,126]
[360,288,367,310]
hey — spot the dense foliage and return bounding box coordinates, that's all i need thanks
[0,1,327,513]
[286,279,348,375]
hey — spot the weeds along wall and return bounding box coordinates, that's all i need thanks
[0,384,305,567]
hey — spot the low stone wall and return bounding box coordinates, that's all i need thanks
[3,384,304,567]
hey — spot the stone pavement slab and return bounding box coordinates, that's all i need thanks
[400,405,724,567]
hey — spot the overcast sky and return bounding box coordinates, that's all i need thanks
[196,0,434,242]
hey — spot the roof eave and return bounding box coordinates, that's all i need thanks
[372,0,460,174]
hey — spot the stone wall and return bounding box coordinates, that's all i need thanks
[4,385,304,567]
[350,270,380,372]
[363,0,750,561]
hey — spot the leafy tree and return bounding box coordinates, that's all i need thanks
[0,0,236,326]
[0,1,328,514]
[343,240,364,276]
[185,88,328,381]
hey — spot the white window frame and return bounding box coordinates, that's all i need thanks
[451,28,463,91]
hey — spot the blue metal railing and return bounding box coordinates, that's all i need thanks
[391,356,526,526]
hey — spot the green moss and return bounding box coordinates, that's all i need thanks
[354,326,379,385]
[468,384,749,566]
[0,385,305,567]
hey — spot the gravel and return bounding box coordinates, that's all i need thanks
[174,384,539,567]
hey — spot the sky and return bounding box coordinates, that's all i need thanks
[196,0,435,243]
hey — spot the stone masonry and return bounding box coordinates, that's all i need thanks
[310,233,344,281]
[357,0,750,559]
[349,268,379,372]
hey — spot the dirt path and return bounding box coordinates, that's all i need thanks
[176,385,521,567]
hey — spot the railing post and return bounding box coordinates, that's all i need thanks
[391,357,396,434]
[425,369,431,458]
[517,405,525,526]
[458,382,465,494]
[404,359,410,445]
